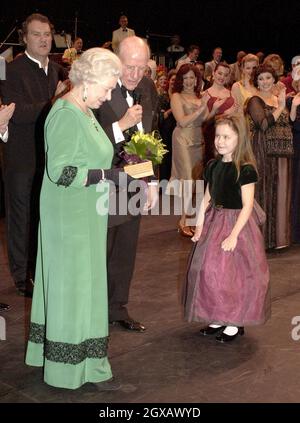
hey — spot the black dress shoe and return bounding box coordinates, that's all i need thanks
[199,325,226,336]
[111,318,146,332]
[216,327,244,343]
[15,280,33,298]
[0,303,10,311]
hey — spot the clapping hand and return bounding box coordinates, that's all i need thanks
[201,91,210,104]
[224,99,239,116]
[0,103,15,125]
[286,91,296,99]
[51,80,72,104]
[278,87,286,109]
[212,97,227,113]
[55,79,72,97]
[292,92,300,107]
[0,103,15,134]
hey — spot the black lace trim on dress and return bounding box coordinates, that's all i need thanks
[28,322,45,344]
[28,322,109,364]
[56,166,78,187]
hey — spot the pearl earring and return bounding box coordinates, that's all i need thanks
[82,85,88,102]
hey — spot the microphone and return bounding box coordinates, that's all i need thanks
[133,90,142,105]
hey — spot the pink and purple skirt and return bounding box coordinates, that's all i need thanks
[182,205,271,326]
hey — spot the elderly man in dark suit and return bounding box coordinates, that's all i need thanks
[0,13,67,297]
[94,36,158,332]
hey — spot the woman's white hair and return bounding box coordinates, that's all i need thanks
[69,47,122,86]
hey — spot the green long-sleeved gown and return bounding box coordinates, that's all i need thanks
[26,99,113,389]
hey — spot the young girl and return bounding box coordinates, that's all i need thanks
[182,115,270,342]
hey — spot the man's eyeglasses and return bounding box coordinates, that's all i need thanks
[124,65,147,74]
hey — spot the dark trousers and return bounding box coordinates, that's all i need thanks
[4,169,41,283]
[107,215,141,321]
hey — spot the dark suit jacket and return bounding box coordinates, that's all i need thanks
[94,76,159,226]
[0,54,67,172]
[94,76,158,166]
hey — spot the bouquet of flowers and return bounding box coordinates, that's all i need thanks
[122,130,168,178]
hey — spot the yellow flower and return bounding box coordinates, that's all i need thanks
[123,131,168,165]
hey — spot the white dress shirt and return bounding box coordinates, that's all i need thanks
[112,80,143,144]
[0,129,8,142]
[25,51,49,74]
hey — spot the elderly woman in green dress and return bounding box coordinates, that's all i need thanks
[26,48,125,390]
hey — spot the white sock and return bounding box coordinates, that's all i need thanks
[209,324,222,328]
[223,326,238,336]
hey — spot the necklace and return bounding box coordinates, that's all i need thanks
[69,92,99,132]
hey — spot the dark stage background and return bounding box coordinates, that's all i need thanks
[1,0,300,67]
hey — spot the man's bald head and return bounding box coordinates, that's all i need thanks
[118,36,150,62]
[118,36,151,90]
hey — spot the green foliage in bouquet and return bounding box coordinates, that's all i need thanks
[123,130,168,165]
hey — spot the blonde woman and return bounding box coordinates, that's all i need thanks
[26,48,124,390]
[231,54,259,114]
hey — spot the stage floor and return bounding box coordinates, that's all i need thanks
[1,213,300,403]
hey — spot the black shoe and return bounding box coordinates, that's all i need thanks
[216,327,244,343]
[94,377,122,391]
[111,318,146,332]
[199,325,226,336]
[0,303,10,311]
[15,280,33,298]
